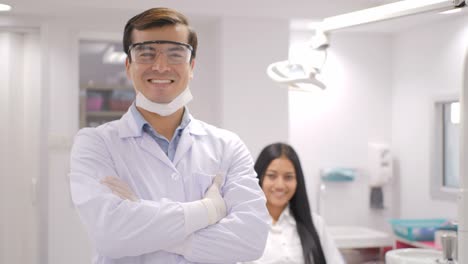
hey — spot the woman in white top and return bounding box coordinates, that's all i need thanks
[247,143,344,264]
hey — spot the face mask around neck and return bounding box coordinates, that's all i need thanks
[135,87,193,116]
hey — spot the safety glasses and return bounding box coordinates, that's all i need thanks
[128,40,193,65]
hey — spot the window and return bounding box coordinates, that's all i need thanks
[443,102,460,188]
[431,96,460,200]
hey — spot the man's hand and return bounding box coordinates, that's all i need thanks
[201,174,226,224]
[101,176,138,202]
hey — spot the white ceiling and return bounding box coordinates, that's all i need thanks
[3,0,466,34]
[4,0,397,21]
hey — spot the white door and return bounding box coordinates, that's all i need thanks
[0,30,41,264]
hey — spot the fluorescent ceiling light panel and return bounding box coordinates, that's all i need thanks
[0,3,12,11]
[320,0,456,32]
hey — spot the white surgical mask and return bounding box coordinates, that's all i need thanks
[135,87,193,116]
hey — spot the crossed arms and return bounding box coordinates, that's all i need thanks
[69,128,270,263]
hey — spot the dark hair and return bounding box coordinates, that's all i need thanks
[254,143,327,264]
[123,7,198,62]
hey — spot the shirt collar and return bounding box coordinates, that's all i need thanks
[119,103,206,138]
[130,102,147,132]
[276,206,297,226]
[130,102,192,135]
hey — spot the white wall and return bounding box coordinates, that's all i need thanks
[289,32,395,231]
[289,14,468,231]
[187,18,222,127]
[40,21,93,264]
[392,15,468,219]
[220,17,290,158]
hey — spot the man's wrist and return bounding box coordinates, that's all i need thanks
[180,200,210,234]
[200,198,217,225]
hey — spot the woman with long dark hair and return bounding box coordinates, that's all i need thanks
[245,143,344,264]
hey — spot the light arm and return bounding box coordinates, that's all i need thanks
[69,128,209,258]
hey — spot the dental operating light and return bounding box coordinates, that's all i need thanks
[267,62,326,90]
[267,0,466,91]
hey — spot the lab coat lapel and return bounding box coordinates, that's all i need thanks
[118,107,176,172]
[173,128,193,167]
[173,119,207,166]
[140,133,177,172]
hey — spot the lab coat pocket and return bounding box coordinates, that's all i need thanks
[193,172,216,198]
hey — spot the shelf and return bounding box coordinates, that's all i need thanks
[86,111,127,117]
[81,84,133,91]
[394,236,441,250]
[329,226,393,249]
[79,85,135,128]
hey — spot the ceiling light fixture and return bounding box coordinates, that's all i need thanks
[0,3,12,11]
[267,0,466,91]
[102,45,127,65]
[320,0,465,32]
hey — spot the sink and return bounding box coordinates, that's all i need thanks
[386,248,442,264]
[328,226,392,263]
[328,225,392,249]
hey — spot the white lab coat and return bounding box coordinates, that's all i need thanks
[69,109,270,264]
[243,209,344,264]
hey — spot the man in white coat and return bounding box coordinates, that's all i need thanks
[69,7,270,264]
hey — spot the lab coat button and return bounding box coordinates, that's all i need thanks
[171,173,179,180]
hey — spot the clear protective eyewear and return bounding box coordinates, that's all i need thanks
[128,40,193,65]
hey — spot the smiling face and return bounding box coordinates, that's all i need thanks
[125,24,194,104]
[261,157,297,213]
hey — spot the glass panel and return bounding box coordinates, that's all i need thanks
[443,102,460,188]
[79,39,135,127]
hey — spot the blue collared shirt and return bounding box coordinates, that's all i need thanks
[130,103,191,162]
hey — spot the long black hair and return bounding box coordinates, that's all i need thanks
[254,143,327,264]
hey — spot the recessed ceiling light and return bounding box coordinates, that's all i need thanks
[0,3,12,11]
